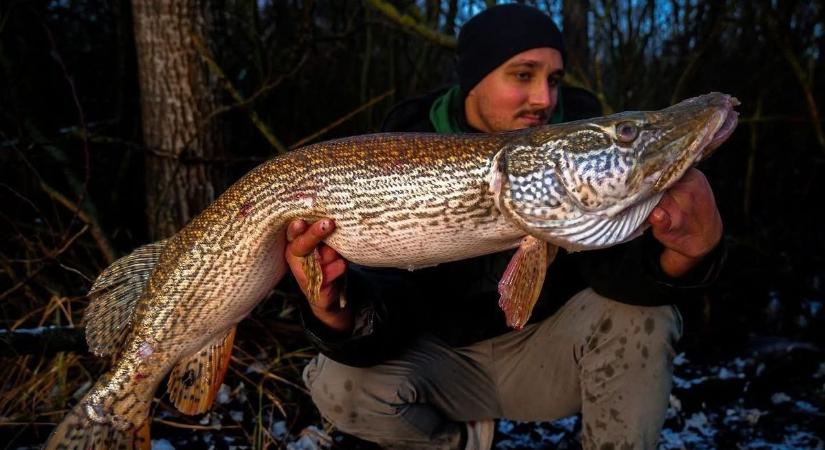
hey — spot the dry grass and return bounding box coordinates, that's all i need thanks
[0,288,325,448]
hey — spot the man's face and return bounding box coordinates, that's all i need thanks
[464,47,564,133]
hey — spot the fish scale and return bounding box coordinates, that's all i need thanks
[45,92,738,449]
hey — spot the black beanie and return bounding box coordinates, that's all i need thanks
[457,4,565,97]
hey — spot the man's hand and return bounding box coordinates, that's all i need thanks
[285,219,352,332]
[647,168,723,278]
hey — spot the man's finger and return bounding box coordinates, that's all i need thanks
[321,259,347,287]
[318,245,341,265]
[286,220,307,242]
[648,198,672,230]
[287,219,336,257]
[649,206,668,225]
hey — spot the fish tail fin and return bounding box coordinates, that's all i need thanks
[45,385,152,450]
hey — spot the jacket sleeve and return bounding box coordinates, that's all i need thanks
[570,231,726,306]
[299,264,422,367]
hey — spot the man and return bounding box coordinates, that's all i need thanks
[286,5,724,450]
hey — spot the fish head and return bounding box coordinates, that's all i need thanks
[492,92,739,250]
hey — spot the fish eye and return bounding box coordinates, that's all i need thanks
[615,122,639,143]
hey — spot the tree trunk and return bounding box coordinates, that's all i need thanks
[562,0,590,82]
[132,0,224,240]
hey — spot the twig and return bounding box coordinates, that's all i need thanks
[226,363,288,418]
[41,20,92,245]
[186,53,310,158]
[39,181,116,264]
[57,264,92,283]
[670,16,724,104]
[153,418,241,430]
[0,225,89,302]
[289,89,395,149]
[40,295,76,328]
[765,14,825,154]
[0,182,53,236]
[190,32,288,154]
[364,0,457,48]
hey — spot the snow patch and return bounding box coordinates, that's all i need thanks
[216,384,231,405]
[794,400,820,414]
[271,420,288,440]
[286,425,331,450]
[771,392,791,404]
[150,439,175,450]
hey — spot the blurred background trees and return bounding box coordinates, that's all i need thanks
[1,0,823,447]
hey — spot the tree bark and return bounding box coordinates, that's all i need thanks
[132,0,224,240]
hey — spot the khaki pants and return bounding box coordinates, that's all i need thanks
[303,288,683,450]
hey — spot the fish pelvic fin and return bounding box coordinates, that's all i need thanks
[301,248,347,308]
[44,394,151,450]
[85,240,168,357]
[498,237,558,329]
[168,326,237,415]
[301,248,324,305]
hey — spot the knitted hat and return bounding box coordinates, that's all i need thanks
[457,4,565,97]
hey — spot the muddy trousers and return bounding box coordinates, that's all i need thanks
[303,288,683,450]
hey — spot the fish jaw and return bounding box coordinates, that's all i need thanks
[645,92,740,193]
[493,92,739,251]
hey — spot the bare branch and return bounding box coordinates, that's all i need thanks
[290,89,395,149]
[190,32,288,154]
[39,182,116,264]
[364,0,457,49]
[765,14,825,154]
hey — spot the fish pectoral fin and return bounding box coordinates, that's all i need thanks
[167,326,237,415]
[85,239,168,357]
[301,248,324,305]
[498,237,558,329]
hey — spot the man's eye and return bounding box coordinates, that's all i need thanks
[548,77,560,87]
[515,72,532,81]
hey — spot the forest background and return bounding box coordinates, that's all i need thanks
[1,0,824,448]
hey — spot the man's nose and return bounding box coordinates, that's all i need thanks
[529,81,554,110]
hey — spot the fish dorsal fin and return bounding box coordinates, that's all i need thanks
[168,326,237,415]
[498,237,559,329]
[85,240,167,357]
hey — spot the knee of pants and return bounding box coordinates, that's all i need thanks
[303,356,363,428]
[576,291,683,367]
[303,355,418,433]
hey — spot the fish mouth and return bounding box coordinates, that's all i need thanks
[703,95,740,158]
[649,93,739,192]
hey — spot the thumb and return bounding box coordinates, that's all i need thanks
[648,207,671,231]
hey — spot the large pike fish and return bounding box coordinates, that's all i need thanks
[46,92,738,448]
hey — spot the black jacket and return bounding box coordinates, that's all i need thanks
[300,86,724,367]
